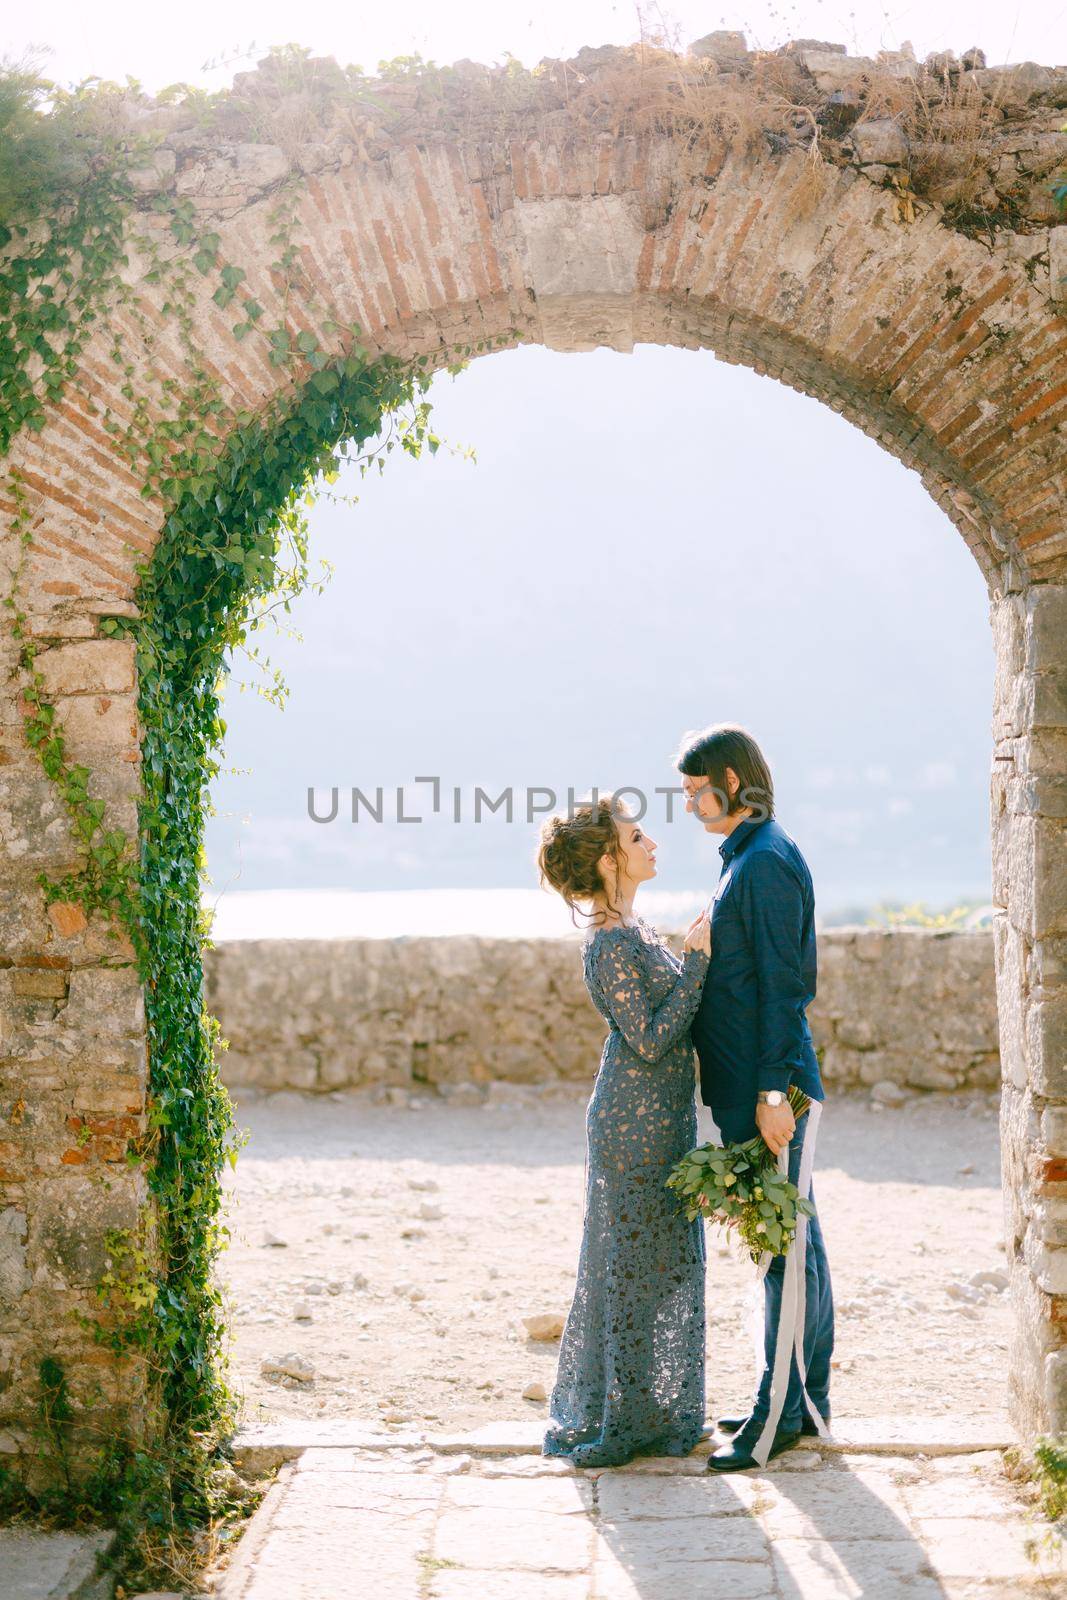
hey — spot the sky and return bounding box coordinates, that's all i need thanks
[202,343,994,918]
[6,1,1053,922]
[5,1,1065,94]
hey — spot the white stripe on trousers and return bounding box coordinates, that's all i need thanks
[749,1099,832,1468]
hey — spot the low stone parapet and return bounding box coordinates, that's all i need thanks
[204,927,999,1096]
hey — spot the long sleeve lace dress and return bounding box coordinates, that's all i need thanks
[542,915,711,1468]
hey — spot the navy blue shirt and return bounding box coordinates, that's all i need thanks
[692,813,824,1112]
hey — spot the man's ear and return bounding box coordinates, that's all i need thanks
[724,766,739,799]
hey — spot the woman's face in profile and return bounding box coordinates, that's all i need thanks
[609,815,658,889]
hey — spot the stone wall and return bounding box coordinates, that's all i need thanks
[991,583,1067,1441]
[204,927,999,1097]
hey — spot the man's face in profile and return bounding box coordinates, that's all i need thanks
[681,772,734,836]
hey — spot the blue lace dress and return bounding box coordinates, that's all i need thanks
[542,916,711,1468]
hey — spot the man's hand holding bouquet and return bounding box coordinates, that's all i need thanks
[666,1085,815,1262]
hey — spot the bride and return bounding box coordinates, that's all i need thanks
[535,792,711,1467]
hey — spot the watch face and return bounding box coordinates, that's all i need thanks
[765,1091,783,1106]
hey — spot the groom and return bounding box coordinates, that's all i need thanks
[675,723,835,1471]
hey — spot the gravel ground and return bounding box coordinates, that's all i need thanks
[215,1084,1011,1436]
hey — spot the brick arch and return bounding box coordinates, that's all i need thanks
[2,43,1066,1470]
[6,135,1066,611]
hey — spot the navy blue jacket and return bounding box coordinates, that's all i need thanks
[692,814,824,1112]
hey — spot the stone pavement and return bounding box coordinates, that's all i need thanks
[213,1419,1067,1600]
[0,1525,116,1599]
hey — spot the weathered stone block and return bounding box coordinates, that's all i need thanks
[906,1061,960,1091]
[1028,730,1067,783]
[834,1015,881,1049]
[992,595,1026,740]
[1028,992,1067,1099]
[1031,1198,1067,1248]
[65,969,145,1038]
[511,196,644,354]
[0,1209,31,1303]
[1035,819,1067,939]
[1028,586,1067,676]
[1016,775,1067,818]
[849,119,909,165]
[46,902,87,939]
[800,50,918,90]
[1028,1236,1067,1296]
[11,969,68,1000]
[32,1174,148,1289]
[127,148,177,193]
[71,1078,144,1114]
[1046,1348,1067,1434]
[52,694,139,755]
[175,142,290,199]
[689,30,749,63]
[780,39,847,56]
[1034,936,1067,993]
[35,640,136,697]
[972,63,1057,107]
[1007,815,1067,941]
[852,930,890,962]
[1051,227,1067,310]
[1031,671,1067,729]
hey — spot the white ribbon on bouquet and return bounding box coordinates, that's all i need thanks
[748,1098,833,1468]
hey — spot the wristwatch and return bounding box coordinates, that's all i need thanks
[757,1090,786,1107]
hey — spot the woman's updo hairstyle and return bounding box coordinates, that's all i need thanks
[536,792,630,929]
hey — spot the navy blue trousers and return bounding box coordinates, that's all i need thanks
[711,1102,835,1447]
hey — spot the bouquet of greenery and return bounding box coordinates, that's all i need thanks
[666,1086,815,1263]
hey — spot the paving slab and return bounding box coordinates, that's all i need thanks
[770,1535,938,1598]
[228,1422,428,1474]
[431,1574,589,1600]
[0,1526,116,1600]
[214,1426,1065,1600]
[593,1551,775,1600]
[441,1474,595,1515]
[596,1471,767,1518]
[814,1418,1017,1456]
[592,1512,771,1564]
[916,1515,1062,1582]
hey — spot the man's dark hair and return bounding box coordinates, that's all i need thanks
[674,723,774,821]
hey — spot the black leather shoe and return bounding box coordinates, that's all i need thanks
[704,1425,802,1472]
[716,1411,828,1438]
